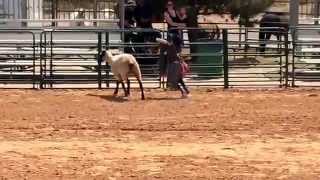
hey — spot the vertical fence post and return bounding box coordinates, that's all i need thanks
[39,32,43,89]
[44,32,47,88]
[51,0,56,27]
[284,30,289,88]
[97,32,102,89]
[290,0,299,27]
[119,0,125,42]
[223,29,229,89]
[50,31,53,88]
[159,48,165,89]
[105,31,110,88]
[315,0,320,24]
[32,32,36,89]
[292,28,296,87]
[244,27,249,59]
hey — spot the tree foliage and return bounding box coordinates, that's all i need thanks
[150,0,274,26]
[228,0,274,26]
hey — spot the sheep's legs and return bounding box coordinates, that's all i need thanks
[114,81,128,97]
[113,81,119,96]
[127,79,131,96]
[138,80,145,100]
[121,82,128,97]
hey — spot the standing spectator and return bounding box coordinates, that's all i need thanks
[177,6,188,46]
[124,0,136,28]
[164,0,186,53]
[123,0,137,53]
[134,0,161,42]
[157,37,191,98]
[134,0,153,28]
[178,6,188,24]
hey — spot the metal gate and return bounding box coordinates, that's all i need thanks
[0,0,118,28]
[39,29,162,89]
[291,26,320,87]
[53,0,118,27]
[0,30,37,88]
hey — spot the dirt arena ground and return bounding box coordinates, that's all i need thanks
[0,88,320,179]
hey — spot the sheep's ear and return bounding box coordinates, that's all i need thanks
[100,50,106,57]
[98,50,106,62]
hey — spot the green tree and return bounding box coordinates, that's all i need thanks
[150,0,273,61]
[228,0,274,26]
[151,0,274,27]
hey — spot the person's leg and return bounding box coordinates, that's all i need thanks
[259,28,267,53]
[177,83,186,95]
[179,79,189,94]
[177,78,190,97]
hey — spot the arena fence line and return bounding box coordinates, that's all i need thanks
[0,26,320,88]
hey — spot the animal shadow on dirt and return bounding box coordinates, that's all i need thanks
[87,94,129,103]
[87,93,183,102]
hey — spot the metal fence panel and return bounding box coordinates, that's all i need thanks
[291,26,320,87]
[227,27,289,87]
[0,30,37,88]
[1,26,320,89]
[39,28,162,89]
[0,0,119,28]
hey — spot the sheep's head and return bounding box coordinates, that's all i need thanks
[99,50,114,65]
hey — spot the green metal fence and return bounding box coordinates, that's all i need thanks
[0,29,37,88]
[1,26,320,89]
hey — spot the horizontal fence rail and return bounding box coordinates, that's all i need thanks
[0,26,320,89]
[227,27,289,87]
[0,30,37,88]
[0,0,118,28]
[291,26,320,87]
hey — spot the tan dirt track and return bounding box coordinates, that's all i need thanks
[0,89,320,179]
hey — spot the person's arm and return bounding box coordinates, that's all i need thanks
[156,38,170,48]
[164,12,186,27]
[156,38,168,76]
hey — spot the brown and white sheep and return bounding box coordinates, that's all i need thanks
[99,50,145,100]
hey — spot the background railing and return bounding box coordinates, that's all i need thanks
[0,29,37,88]
[0,0,118,27]
[291,26,320,87]
[1,26,320,89]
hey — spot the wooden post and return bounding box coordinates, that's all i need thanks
[119,0,125,47]
[314,0,320,24]
[289,0,299,27]
[119,0,125,29]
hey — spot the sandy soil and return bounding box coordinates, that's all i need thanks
[0,88,320,179]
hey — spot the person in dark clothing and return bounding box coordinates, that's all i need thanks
[164,0,186,53]
[157,37,190,98]
[259,12,289,52]
[124,0,136,28]
[134,0,161,43]
[123,0,137,53]
[177,6,188,46]
[134,0,153,28]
